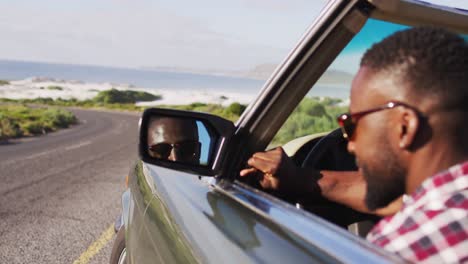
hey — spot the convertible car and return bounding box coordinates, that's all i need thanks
[110,0,468,263]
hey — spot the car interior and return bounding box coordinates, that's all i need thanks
[285,129,380,237]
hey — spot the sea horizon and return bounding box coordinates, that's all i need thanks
[0,59,265,93]
[0,59,350,99]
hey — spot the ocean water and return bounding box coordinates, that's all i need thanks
[0,60,264,93]
[0,59,350,99]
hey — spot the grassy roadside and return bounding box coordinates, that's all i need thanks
[0,99,246,142]
[0,104,77,140]
[0,88,347,144]
[0,88,157,112]
[0,98,246,121]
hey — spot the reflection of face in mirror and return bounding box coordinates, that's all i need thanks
[147,117,201,164]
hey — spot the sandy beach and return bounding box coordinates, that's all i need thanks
[0,77,258,106]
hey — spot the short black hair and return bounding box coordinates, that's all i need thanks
[361,26,468,110]
[362,26,468,150]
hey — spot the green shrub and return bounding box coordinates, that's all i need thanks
[1,90,155,112]
[47,85,64,91]
[93,88,161,104]
[41,108,77,128]
[21,121,45,135]
[298,100,328,117]
[0,116,22,139]
[156,102,243,122]
[189,102,207,108]
[0,105,77,139]
[224,102,246,116]
[35,97,55,104]
[271,97,348,145]
[0,80,10,86]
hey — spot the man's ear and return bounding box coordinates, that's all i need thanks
[398,109,420,149]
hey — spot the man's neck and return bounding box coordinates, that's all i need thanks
[406,144,468,194]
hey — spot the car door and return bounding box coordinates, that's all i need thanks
[127,0,468,263]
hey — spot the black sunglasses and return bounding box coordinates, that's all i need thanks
[337,101,421,139]
[148,140,200,161]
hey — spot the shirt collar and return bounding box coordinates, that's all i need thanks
[402,160,468,208]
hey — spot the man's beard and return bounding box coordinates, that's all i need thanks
[360,146,406,211]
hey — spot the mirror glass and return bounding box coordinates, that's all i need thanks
[146,116,213,166]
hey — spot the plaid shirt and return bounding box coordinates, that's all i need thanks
[367,161,468,263]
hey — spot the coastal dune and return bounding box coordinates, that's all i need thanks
[0,77,257,106]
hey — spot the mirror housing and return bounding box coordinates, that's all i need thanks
[139,108,235,176]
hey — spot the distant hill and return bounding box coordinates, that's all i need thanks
[244,63,278,80]
[141,63,353,84]
[316,69,354,84]
[245,63,353,84]
[140,66,245,78]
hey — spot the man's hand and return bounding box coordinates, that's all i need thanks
[240,147,321,196]
[240,147,291,191]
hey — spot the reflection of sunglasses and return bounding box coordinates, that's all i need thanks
[148,140,200,161]
[337,101,420,139]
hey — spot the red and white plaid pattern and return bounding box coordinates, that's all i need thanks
[367,161,468,263]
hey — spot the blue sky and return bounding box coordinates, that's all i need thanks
[0,0,466,72]
[342,20,408,53]
[328,19,410,74]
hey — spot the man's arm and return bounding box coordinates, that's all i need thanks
[318,170,402,216]
[240,147,401,216]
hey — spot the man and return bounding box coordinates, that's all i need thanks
[147,117,201,164]
[241,27,468,263]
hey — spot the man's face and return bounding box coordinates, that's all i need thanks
[347,67,406,211]
[147,117,201,164]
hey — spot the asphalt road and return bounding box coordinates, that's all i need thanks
[0,108,140,264]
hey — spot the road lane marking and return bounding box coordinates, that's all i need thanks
[0,150,52,166]
[1,140,92,166]
[65,141,91,151]
[73,224,115,264]
[21,150,52,160]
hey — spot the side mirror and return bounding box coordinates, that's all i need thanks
[139,108,235,176]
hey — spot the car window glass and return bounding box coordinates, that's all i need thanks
[270,19,405,147]
[270,18,468,149]
[270,19,400,147]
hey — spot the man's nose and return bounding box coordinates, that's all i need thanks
[168,149,177,161]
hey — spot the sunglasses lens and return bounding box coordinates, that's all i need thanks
[174,141,200,161]
[344,122,355,139]
[337,114,355,139]
[149,143,172,159]
[149,141,200,162]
